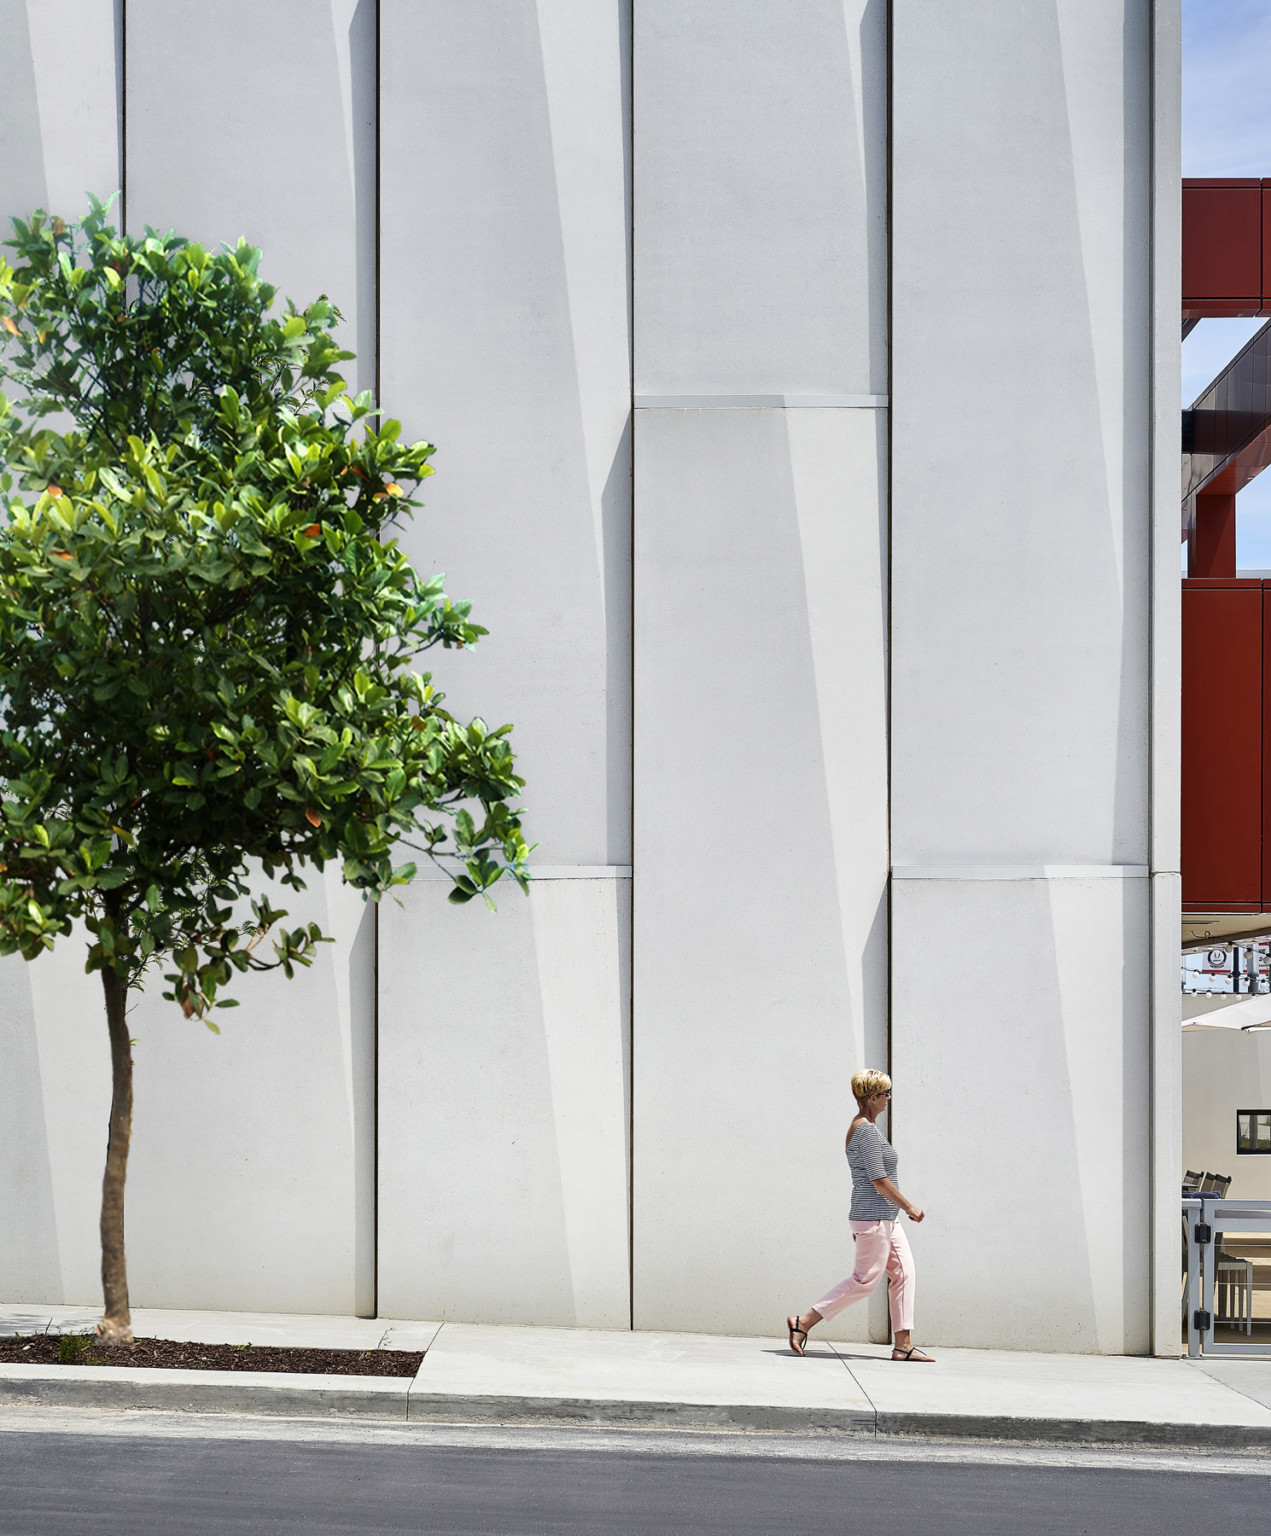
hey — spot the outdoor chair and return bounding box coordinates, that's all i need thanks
[1197,1174,1253,1332]
[1216,1252,1255,1334]
[1182,1174,1252,1334]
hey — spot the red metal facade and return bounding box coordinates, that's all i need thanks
[1188,493,1237,577]
[1183,179,1271,317]
[1182,579,1265,910]
[1181,187,1271,911]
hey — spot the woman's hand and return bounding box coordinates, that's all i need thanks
[873,1175,924,1221]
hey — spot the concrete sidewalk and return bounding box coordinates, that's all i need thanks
[3,1303,1271,1448]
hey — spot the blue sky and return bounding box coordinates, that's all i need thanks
[1182,1,1271,566]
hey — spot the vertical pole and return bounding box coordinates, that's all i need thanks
[1201,1202,1217,1353]
[1186,1203,1199,1357]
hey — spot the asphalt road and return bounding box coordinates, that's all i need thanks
[1,1422,1269,1535]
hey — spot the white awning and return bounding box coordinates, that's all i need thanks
[1182,995,1271,1030]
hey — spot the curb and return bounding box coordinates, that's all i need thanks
[404,1392,876,1434]
[872,1411,1271,1451]
[0,1365,409,1420]
[4,1366,1271,1450]
[403,1394,1271,1449]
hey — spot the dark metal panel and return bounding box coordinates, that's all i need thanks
[1182,319,1271,500]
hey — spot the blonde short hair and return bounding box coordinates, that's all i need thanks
[851,1068,891,1105]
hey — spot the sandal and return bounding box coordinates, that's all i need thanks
[787,1316,809,1356]
[891,1344,935,1362]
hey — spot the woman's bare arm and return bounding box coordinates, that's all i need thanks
[873,1176,924,1221]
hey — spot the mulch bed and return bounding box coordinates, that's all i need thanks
[0,1334,424,1377]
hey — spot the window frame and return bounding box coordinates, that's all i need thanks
[1237,1109,1271,1155]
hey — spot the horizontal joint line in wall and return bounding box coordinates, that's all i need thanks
[633,394,889,409]
[414,865,632,881]
[890,865,1151,881]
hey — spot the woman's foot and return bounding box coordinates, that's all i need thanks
[891,1344,935,1362]
[786,1315,809,1356]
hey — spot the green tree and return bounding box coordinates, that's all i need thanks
[0,201,529,1344]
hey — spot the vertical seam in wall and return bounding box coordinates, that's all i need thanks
[371,0,382,1322]
[117,0,127,230]
[1147,0,1158,1352]
[1148,0,1167,1357]
[884,0,895,1352]
[627,0,636,1335]
[374,0,382,416]
[1147,0,1182,1356]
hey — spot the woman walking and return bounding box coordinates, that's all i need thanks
[786,1069,934,1362]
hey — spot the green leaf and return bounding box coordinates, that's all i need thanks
[0,199,529,1023]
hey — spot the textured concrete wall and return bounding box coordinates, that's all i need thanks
[0,871,374,1315]
[374,0,633,1326]
[890,0,1160,1352]
[0,0,378,1316]
[126,0,377,392]
[0,0,123,1307]
[0,1,1175,1350]
[378,874,631,1326]
[0,0,119,222]
[631,0,890,1340]
[632,407,889,1340]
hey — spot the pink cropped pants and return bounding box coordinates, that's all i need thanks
[812,1220,915,1333]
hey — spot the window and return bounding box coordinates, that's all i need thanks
[1237,1111,1271,1154]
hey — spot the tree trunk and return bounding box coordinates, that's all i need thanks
[96,967,134,1346]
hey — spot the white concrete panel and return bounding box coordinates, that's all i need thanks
[379,0,631,865]
[0,1,48,219]
[125,0,376,390]
[125,871,376,1315]
[891,875,1151,1354]
[1151,872,1183,1355]
[0,951,71,1299]
[1149,4,1182,1356]
[58,0,385,1316]
[633,1,885,396]
[0,872,375,1314]
[0,22,126,1282]
[891,0,1152,866]
[0,0,119,227]
[633,408,889,1339]
[24,0,120,218]
[634,0,886,397]
[1182,1028,1271,1202]
[1151,2,1182,880]
[377,877,631,1328]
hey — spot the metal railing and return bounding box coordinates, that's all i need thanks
[1183,1195,1271,1356]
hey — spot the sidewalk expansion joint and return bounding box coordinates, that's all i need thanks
[823,1339,880,1430]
